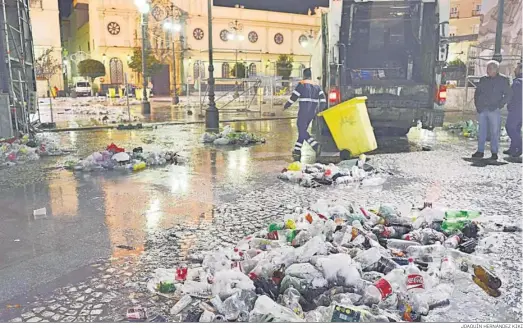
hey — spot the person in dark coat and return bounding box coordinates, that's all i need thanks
[472,60,513,160]
[284,68,326,159]
[504,62,522,157]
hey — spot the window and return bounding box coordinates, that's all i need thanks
[87,41,90,51]
[193,62,206,79]
[222,63,230,78]
[450,7,459,18]
[249,63,257,77]
[200,64,206,79]
[473,4,481,16]
[193,63,200,79]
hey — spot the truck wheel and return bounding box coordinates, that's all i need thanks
[340,150,351,160]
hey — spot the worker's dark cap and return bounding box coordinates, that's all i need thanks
[303,68,312,78]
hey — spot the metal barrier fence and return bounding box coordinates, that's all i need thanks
[195,76,306,115]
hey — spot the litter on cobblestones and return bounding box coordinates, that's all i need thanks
[33,207,47,219]
[147,200,511,322]
[126,307,148,321]
[202,126,266,146]
[65,143,183,172]
[444,120,509,141]
[0,134,70,168]
[278,161,386,188]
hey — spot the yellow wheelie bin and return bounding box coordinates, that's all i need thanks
[316,96,377,160]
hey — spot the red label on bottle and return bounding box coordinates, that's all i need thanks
[374,278,393,299]
[406,274,424,290]
[267,231,279,240]
[175,267,188,281]
[231,261,244,273]
[381,227,392,238]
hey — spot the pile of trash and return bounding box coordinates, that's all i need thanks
[65,143,182,172]
[444,120,509,141]
[0,135,68,167]
[202,126,266,146]
[278,158,387,188]
[145,201,509,322]
[444,120,478,138]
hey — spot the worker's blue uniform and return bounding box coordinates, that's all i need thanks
[284,80,327,154]
[506,76,522,154]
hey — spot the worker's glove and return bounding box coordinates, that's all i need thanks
[283,103,290,110]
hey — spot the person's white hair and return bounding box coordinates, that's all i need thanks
[486,60,500,71]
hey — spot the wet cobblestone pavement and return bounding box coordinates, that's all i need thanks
[0,119,521,322]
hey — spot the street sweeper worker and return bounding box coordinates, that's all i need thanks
[283,68,327,159]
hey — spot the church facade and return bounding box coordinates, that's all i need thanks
[61,0,321,96]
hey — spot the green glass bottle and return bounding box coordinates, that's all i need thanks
[268,222,285,232]
[441,220,467,233]
[286,230,298,243]
[444,210,481,220]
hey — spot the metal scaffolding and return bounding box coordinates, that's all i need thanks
[0,0,37,136]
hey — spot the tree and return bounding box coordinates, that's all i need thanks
[447,58,466,70]
[276,54,294,80]
[34,48,61,81]
[77,59,106,82]
[128,47,162,77]
[230,63,246,78]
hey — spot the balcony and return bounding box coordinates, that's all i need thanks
[472,10,481,16]
[450,12,460,19]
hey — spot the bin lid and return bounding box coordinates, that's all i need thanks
[317,96,367,117]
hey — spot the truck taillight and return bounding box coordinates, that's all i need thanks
[329,88,340,105]
[436,85,447,105]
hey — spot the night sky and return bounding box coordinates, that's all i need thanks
[58,0,329,17]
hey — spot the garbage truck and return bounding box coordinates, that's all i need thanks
[311,0,450,135]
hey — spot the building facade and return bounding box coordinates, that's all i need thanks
[29,0,64,96]
[448,0,482,62]
[61,0,321,96]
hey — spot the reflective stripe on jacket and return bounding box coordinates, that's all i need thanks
[284,80,326,111]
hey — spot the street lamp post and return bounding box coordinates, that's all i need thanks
[135,0,151,114]
[164,4,181,105]
[492,0,505,62]
[206,0,219,130]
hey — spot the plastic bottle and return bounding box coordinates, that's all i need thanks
[364,268,405,302]
[281,287,304,318]
[372,225,410,239]
[405,258,429,314]
[406,244,446,260]
[334,176,356,186]
[361,176,387,187]
[365,257,400,275]
[268,222,285,232]
[386,239,421,251]
[170,295,193,315]
[439,256,456,281]
[353,247,381,270]
[357,154,366,169]
[222,294,244,321]
[443,234,462,249]
[445,210,482,220]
